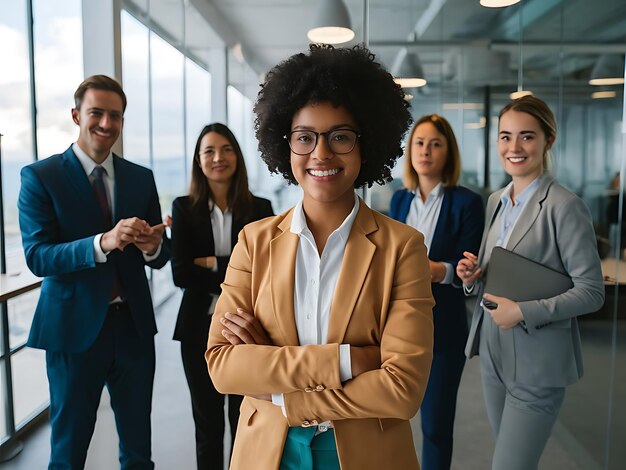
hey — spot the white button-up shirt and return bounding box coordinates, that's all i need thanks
[496,176,543,248]
[73,142,161,265]
[405,183,453,284]
[272,194,358,430]
[208,202,233,257]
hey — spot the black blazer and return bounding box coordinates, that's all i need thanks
[171,195,273,342]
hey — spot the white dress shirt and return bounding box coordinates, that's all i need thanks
[496,176,543,249]
[207,202,233,313]
[72,143,162,265]
[272,194,358,431]
[209,203,233,258]
[405,183,453,284]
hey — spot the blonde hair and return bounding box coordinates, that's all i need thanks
[403,114,461,190]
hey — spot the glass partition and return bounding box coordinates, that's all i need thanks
[364,1,625,467]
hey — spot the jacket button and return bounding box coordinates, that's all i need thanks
[315,385,325,392]
[304,387,314,393]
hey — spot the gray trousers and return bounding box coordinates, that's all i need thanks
[479,314,566,470]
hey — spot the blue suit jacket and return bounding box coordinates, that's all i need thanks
[390,186,484,352]
[18,146,170,353]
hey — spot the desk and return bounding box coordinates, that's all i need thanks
[601,257,626,285]
[0,272,41,302]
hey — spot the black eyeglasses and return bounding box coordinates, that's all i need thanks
[284,129,361,156]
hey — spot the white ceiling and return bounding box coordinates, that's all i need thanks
[137,0,626,99]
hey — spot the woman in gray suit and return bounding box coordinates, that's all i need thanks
[456,95,604,470]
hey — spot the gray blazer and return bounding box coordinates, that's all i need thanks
[465,176,605,387]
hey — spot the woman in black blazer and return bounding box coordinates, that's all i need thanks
[171,123,273,470]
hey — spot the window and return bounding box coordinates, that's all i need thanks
[32,0,83,159]
[0,0,34,274]
[121,10,150,167]
[185,58,211,185]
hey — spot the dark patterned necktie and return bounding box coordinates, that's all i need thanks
[91,166,112,228]
[91,166,121,301]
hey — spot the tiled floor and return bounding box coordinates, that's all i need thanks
[0,291,601,469]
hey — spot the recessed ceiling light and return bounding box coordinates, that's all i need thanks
[394,78,427,88]
[510,90,533,99]
[591,91,617,99]
[480,0,521,7]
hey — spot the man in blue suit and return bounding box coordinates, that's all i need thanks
[18,75,169,469]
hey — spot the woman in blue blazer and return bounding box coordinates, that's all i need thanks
[170,123,273,469]
[390,114,484,470]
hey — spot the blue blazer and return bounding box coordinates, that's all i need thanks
[390,186,484,352]
[18,146,170,353]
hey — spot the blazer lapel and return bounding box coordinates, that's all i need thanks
[506,176,553,251]
[478,190,504,268]
[397,191,414,222]
[327,201,377,344]
[429,188,451,259]
[269,211,300,346]
[112,155,126,223]
[62,147,107,227]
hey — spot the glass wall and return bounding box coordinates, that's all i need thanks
[0,0,83,447]
[120,4,213,306]
[185,58,212,183]
[367,1,625,468]
[0,0,34,274]
[150,33,186,213]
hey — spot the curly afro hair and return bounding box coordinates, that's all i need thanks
[254,44,412,188]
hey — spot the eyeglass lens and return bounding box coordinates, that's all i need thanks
[288,129,358,155]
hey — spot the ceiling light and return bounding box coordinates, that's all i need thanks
[510,90,533,99]
[307,0,355,45]
[480,0,521,7]
[443,103,483,110]
[464,116,487,129]
[589,54,625,86]
[591,91,617,99]
[394,52,427,88]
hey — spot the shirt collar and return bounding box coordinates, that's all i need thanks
[72,142,115,179]
[500,175,543,207]
[208,200,231,215]
[290,192,360,242]
[412,182,444,200]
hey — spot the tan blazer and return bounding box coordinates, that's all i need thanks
[207,200,434,470]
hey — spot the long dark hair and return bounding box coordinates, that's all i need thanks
[188,123,253,218]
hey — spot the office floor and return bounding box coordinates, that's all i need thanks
[1,291,595,469]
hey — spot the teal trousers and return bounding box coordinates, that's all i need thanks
[279,427,340,470]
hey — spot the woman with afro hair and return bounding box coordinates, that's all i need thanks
[207,44,434,470]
